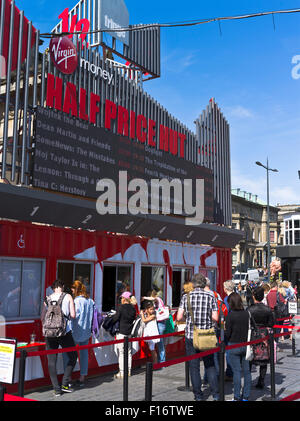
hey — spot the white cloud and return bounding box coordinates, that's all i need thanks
[226,105,254,119]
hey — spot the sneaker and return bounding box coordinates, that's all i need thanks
[114,372,123,379]
[61,385,74,393]
[74,380,85,388]
[53,390,62,397]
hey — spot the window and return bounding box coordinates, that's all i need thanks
[270,231,275,243]
[199,268,217,291]
[172,267,193,308]
[232,251,237,267]
[102,264,132,312]
[57,262,93,296]
[0,258,44,319]
[295,220,300,229]
[141,266,165,301]
[295,231,300,245]
[256,250,262,267]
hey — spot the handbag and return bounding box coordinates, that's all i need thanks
[187,293,217,351]
[155,298,170,322]
[164,313,175,334]
[245,312,254,361]
[249,312,270,365]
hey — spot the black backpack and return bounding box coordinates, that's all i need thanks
[131,315,144,337]
[274,292,288,319]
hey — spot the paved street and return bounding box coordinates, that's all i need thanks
[24,336,300,402]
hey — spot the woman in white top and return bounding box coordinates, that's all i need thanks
[43,279,77,396]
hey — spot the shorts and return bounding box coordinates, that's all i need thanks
[146,340,156,351]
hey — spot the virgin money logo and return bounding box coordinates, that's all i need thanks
[49,36,78,75]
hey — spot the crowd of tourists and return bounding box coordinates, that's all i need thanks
[41,273,296,400]
[177,274,296,401]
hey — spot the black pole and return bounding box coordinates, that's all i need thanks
[145,362,153,401]
[218,341,225,401]
[268,329,276,400]
[292,335,296,356]
[123,336,129,402]
[18,349,27,397]
[0,384,6,401]
[177,361,192,391]
[218,313,225,401]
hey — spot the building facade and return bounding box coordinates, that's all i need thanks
[0,0,243,392]
[231,189,280,273]
[277,204,300,284]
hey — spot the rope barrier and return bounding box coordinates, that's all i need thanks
[280,391,300,401]
[13,314,298,401]
[15,316,296,360]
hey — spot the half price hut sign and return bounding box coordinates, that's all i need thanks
[46,73,187,159]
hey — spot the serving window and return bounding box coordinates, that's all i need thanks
[172,267,193,308]
[102,264,132,312]
[57,261,93,296]
[0,258,45,319]
[199,268,217,291]
[140,265,165,302]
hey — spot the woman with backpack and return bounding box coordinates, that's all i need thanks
[70,280,94,387]
[42,279,77,396]
[112,291,137,379]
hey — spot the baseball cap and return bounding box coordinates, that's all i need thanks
[121,291,132,299]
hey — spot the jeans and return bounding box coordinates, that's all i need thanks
[157,320,166,363]
[185,337,219,401]
[76,339,89,376]
[228,344,251,400]
[46,331,77,392]
[63,338,90,377]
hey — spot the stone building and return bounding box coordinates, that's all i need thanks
[231,189,280,273]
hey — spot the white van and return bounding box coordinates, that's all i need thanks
[233,269,260,286]
[247,269,259,282]
[233,272,248,286]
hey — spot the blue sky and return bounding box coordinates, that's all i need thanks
[19,0,300,206]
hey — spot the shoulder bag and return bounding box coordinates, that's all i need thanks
[248,311,270,365]
[245,311,254,361]
[187,292,217,351]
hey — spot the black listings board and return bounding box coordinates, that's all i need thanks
[32,107,214,221]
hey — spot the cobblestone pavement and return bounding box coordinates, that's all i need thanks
[24,336,300,403]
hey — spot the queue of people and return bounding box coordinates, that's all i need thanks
[42,273,294,400]
[175,274,295,401]
[42,279,170,396]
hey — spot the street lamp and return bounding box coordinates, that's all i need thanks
[255,159,278,283]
